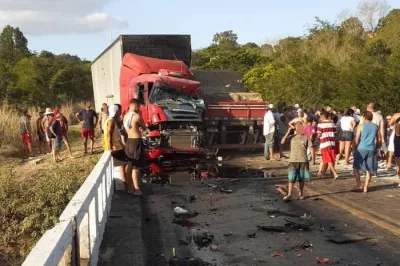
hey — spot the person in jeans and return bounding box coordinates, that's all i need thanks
[337,109,356,165]
[264,104,276,161]
[353,111,380,193]
[76,102,98,154]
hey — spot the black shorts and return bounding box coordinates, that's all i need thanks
[124,138,144,169]
[37,132,46,142]
[111,149,128,167]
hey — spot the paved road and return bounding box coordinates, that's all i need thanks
[99,152,400,266]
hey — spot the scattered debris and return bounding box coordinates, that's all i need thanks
[317,258,330,264]
[288,241,313,251]
[296,253,303,257]
[179,240,189,245]
[271,253,283,258]
[326,234,369,244]
[285,218,314,231]
[313,197,323,201]
[174,207,189,214]
[319,225,325,232]
[217,156,223,161]
[209,208,219,212]
[210,245,219,252]
[207,184,218,189]
[187,195,196,202]
[247,232,256,238]
[229,179,240,182]
[220,188,234,194]
[257,225,288,232]
[191,229,214,248]
[168,258,211,265]
[172,218,195,228]
[223,231,233,237]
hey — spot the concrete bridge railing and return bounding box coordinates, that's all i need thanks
[22,151,118,266]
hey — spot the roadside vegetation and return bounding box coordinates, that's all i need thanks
[192,1,400,114]
[0,124,101,266]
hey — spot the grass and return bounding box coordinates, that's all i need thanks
[0,121,103,265]
[0,101,85,157]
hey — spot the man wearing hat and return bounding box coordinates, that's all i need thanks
[42,108,55,151]
[19,110,32,157]
[264,104,276,161]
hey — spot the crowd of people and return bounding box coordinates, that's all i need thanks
[264,102,400,200]
[18,100,146,196]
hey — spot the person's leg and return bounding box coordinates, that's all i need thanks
[83,137,88,153]
[90,137,95,154]
[396,158,400,186]
[353,168,362,189]
[269,133,275,161]
[119,164,129,192]
[364,171,372,192]
[299,182,305,199]
[63,135,73,158]
[337,141,345,163]
[387,151,394,169]
[311,146,316,165]
[318,162,326,177]
[264,136,269,159]
[285,182,293,199]
[51,140,57,162]
[372,151,378,176]
[328,162,338,179]
[132,169,142,195]
[344,141,352,164]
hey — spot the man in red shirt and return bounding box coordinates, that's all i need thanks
[317,111,339,179]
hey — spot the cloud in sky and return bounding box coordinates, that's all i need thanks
[0,0,128,35]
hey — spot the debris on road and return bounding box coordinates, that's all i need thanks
[247,232,257,238]
[317,257,330,264]
[168,257,211,266]
[257,225,289,232]
[209,245,219,252]
[172,218,195,228]
[326,234,369,244]
[223,231,233,237]
[288,241,313,251]
[271,253,283,257]
[191,229,214,248]
[187,195,196,202]
[174,207,189,214]
[285,218,314,231]
[220,188,234,194]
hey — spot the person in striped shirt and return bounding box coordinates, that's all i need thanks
[317,111,339,179]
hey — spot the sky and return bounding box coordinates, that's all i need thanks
[1,0,399,60]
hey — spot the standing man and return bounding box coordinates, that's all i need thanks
[54,109,73,158]
[264,104,276,161]
[124,99,146,196]
[317,111,339,179]
[277,108,290,159]
[36,111,47,154]
[76,102,98,154]
[99,103,109,135]
[42,108,55,151]
[20,110,32,157]
[49,113,64,163]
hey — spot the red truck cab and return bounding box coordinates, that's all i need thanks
[119,53,204,148]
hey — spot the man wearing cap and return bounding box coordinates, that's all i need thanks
[42,108,55,151]
[289,108,308,128]
[264,104,276,161]
[19,110,32,157]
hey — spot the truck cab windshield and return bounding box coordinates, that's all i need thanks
[149,83,193,105]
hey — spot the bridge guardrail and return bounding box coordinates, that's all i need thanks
[22,151,114,266]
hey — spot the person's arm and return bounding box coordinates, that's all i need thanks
[98,112,103,131]
[379,120,385,144]
[289,119,296,129]
[93,112,99,128]
[354,125,362,147]
[281,127,292,144]
[76,111,83,123]
[351,119,356,131]
[64,117,69,132]
[107,119,115,150]
[49,122,56,137]
[135,114,146,131]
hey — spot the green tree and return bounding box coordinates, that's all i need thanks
[0,26,30,64]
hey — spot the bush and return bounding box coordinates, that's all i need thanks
[0,157,99,265]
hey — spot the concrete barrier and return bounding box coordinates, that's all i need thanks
[22,151,120,266]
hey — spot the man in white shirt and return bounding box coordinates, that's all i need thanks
[264,104,276,161]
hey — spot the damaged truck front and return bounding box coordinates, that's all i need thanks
[119,53,205,149]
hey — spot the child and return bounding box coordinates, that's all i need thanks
[303,116,317,165]
[281,121,312,201]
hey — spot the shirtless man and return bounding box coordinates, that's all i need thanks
[123,98,146,196]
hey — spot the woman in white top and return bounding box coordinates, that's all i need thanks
[337,109,356,165]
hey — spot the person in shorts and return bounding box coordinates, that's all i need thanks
[76,102,98,154]
[353,111,379,193]
[49,113,63,163]
[36,111,47,154]
[281,121,312,201]
[19,110,32,157]
[393,119,400,187]
[337,109,356,165]
[42,108,55,151]
[264,104,276,161]
[317,111,339,179]
[124,99,146,196]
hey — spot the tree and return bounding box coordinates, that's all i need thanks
[0,26,30,64]
[340,17,364,36]
[358,0,390,32]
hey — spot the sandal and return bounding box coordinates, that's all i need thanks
[283,195,292,201]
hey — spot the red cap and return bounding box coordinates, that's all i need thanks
[53,108,60,115]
